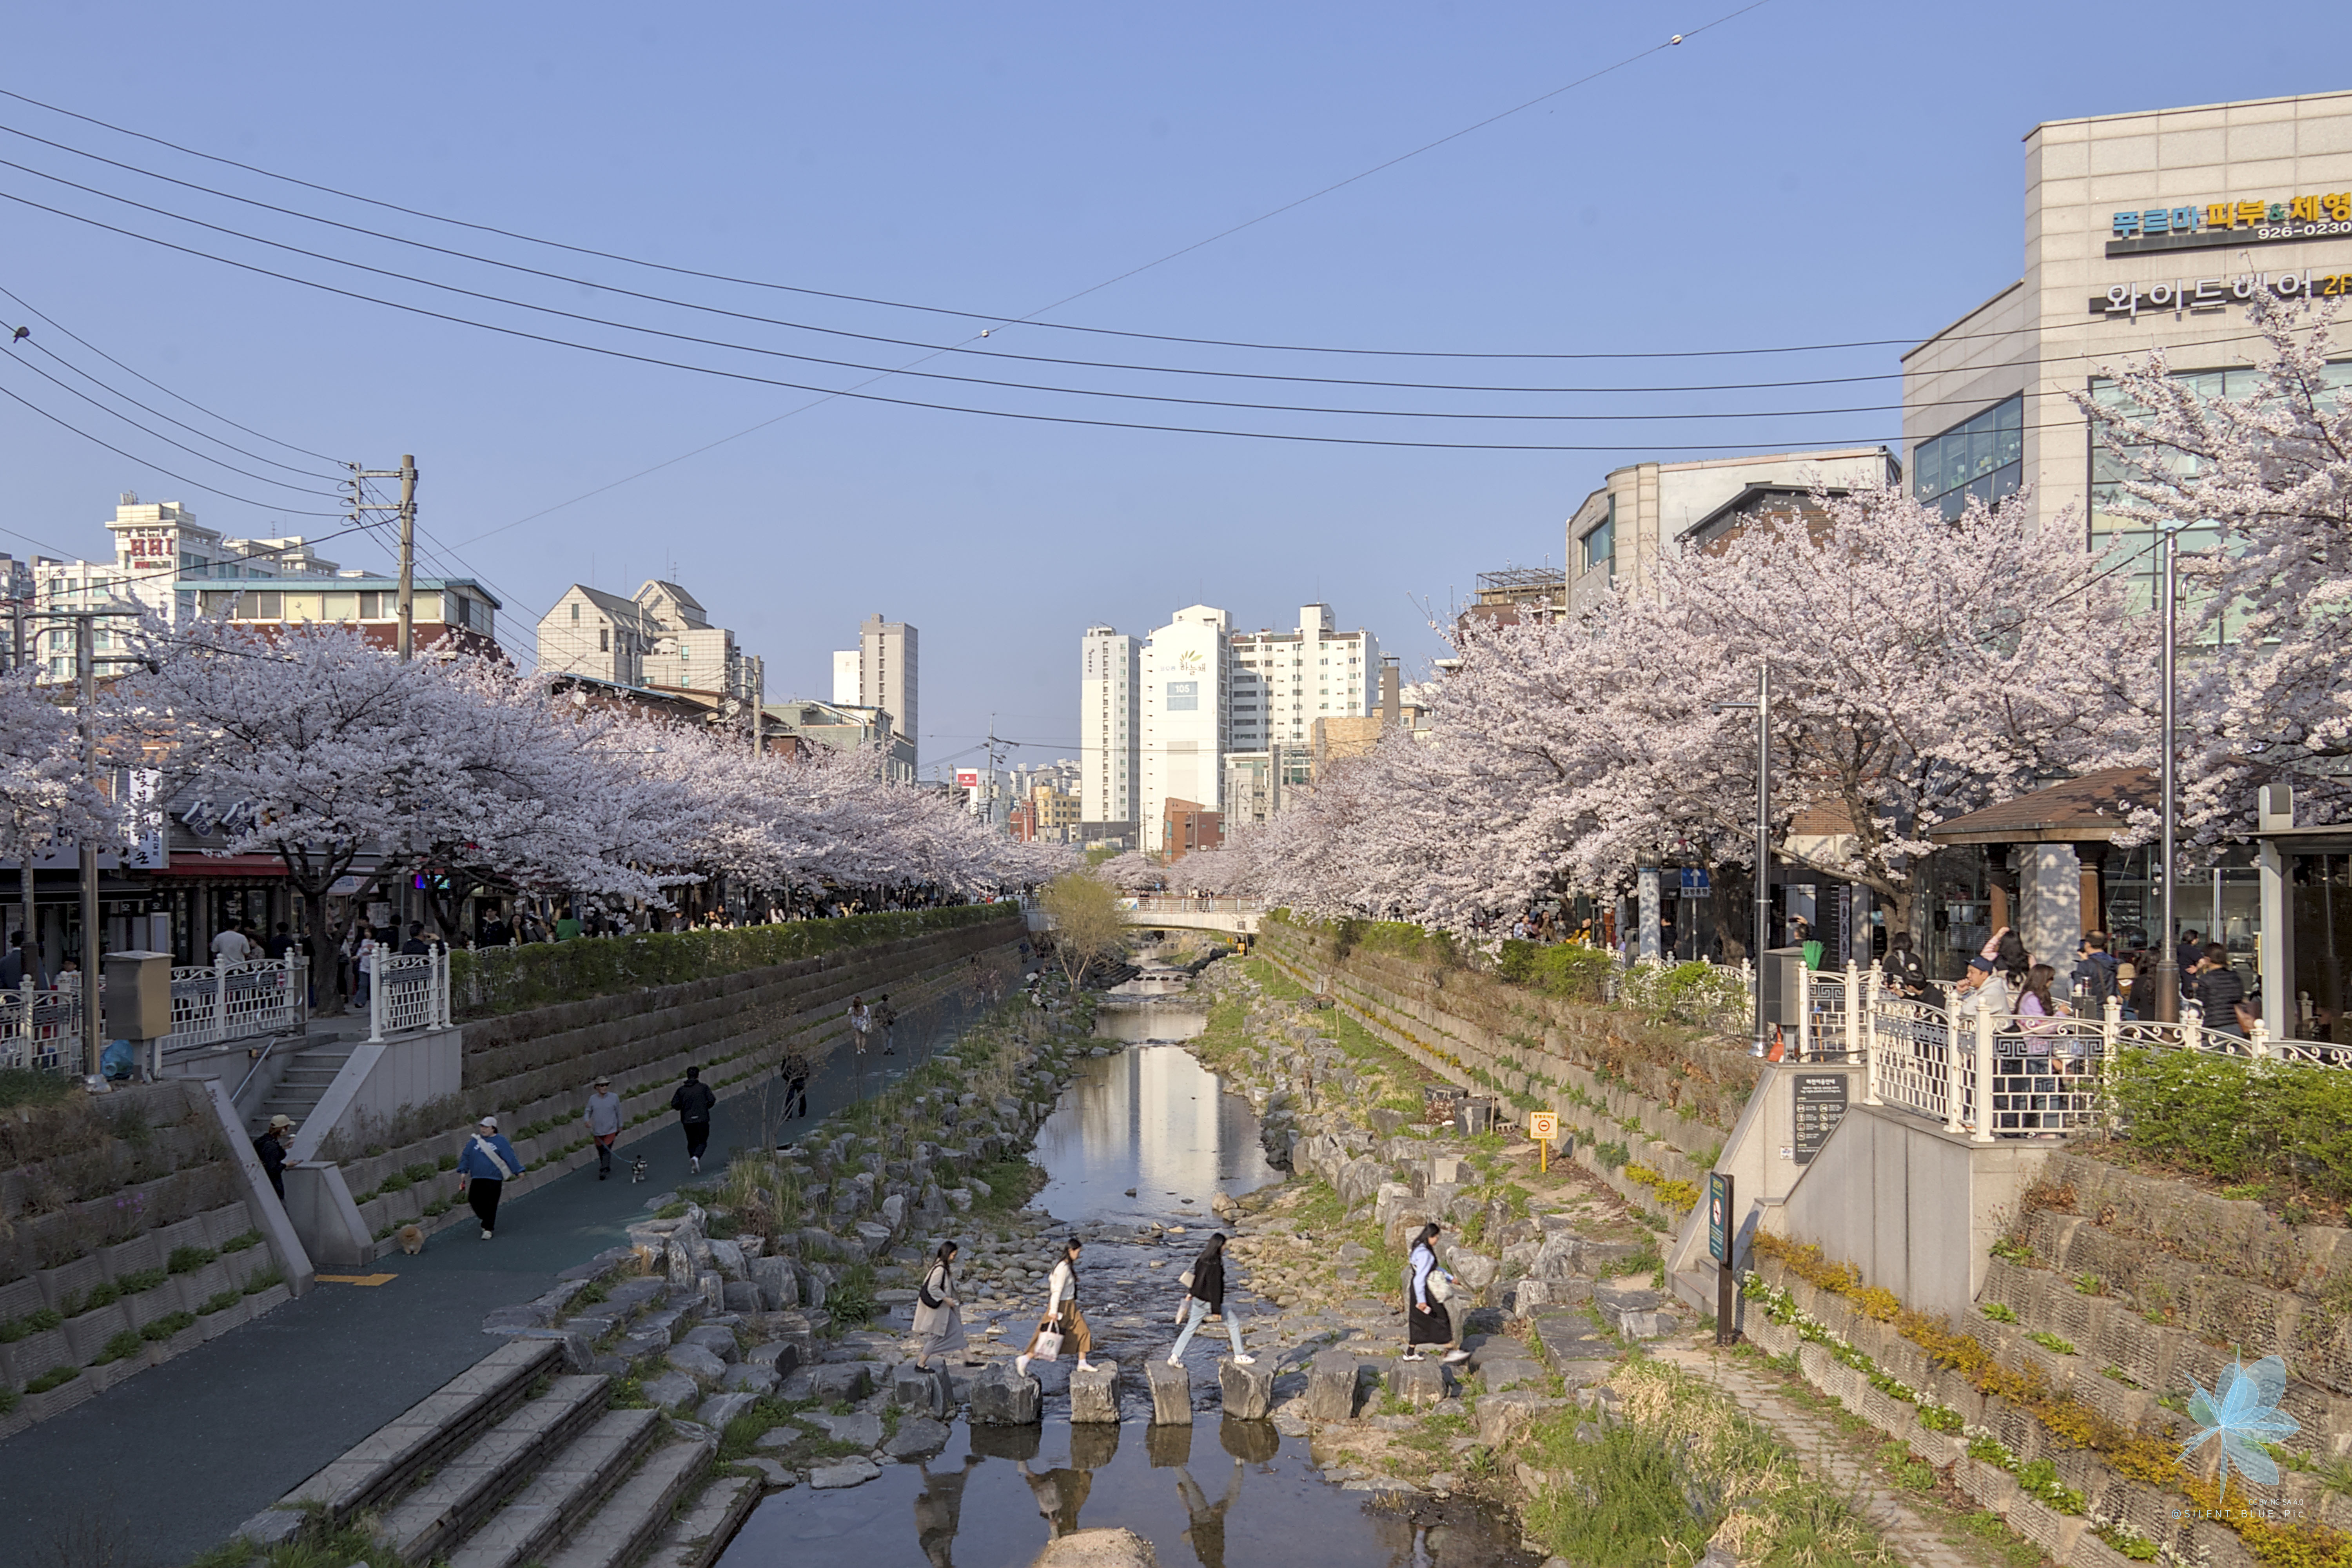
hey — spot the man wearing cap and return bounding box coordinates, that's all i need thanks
[456,1116,525,1240]
[252,1114,299,1200]
[584,1075,624,1180]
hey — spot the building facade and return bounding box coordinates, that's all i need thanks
[538,585,661,686]
[765,698,916,781]
[1227,604,1381,754]
[1903,89,2352,601]
[1140,604,1230,855]
[1080,624,1142,829]
[857,614,918,771]
[832,650,860,706]
[1564,448,1900,617]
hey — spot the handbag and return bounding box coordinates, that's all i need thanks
[1428,1268,1457,1304]
[1031,1323,1065,1363]
[1178,1269,1194,1290]
[919,1267,945,1310]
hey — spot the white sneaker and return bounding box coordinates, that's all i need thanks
[1166,1356,1184,1367]
[1231,1354,1256,1366]
[1400,1350,1426,1361]
[1443,1349,1471,1364]
[1016,1355,1031,1377]
[481,1229,493,1240]
[690,1156,700,1173]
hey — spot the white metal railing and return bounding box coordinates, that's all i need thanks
[0,982,80,1072]
[368,947,451,1042]
[167,956,306,1051]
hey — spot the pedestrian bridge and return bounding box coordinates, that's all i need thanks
[1118,895,1260,935]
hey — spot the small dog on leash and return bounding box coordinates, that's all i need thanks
[397,1223,426,1256]
[630,1154,648,1184]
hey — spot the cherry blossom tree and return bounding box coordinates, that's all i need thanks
[2082,293,2352,844]
[0,666,123,960]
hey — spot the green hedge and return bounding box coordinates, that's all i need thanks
[1496,938,1618,1000]
[2109,1047,2352,1200]
[450,903,1023,1018]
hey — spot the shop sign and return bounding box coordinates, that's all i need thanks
[2108,192,2352,256]
[2089,269,2352,319]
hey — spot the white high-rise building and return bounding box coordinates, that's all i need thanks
[831,650,860,706]
[1227,604,1382,753]
[857,614,918,771]
[1139,605,1230,855]
[1079,625,1141,828]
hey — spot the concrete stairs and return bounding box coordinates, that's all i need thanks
[254,1042,358,1136]
[242,1340,733,1568]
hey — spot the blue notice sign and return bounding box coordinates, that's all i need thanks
[1166,681,1199,711]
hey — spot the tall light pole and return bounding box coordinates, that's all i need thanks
[76,613,100,1079]
[2152,523,2182,1022]
[1715,662,1773,1057]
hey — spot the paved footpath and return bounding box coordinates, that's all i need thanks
[1656,1342,1978,1568]
[0,990,993,1568]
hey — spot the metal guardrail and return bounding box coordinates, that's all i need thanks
[369,947,450,1042]
[2,955,310,1073]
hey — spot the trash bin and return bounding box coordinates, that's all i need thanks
[1456,1096,1498,1138]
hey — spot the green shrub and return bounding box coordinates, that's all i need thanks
[221,1229,264,1253]
[2109,1047,2352,1200]
[167,1245,217,1275]
[141,1311,196,1342]
[0,1068,71,1110]
[94,1328,142,1364]
[243,1265,285,1296]
[196,1290,241,1315]
[114,1268,166,1296]
[437,1153,458,1171]
[0,1308,61,1341]
[1497,940,1617,1001]
[0,1384,17,1415]
[24,1365,78,1394]
[1980,1302,2019,1323]
[377,1171,412,1194]
[402,1162,437,1183]
[66,1282,119,1316]
[2026,1330,2077,1356]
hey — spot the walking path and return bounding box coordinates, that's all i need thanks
[0,990,991,1568]
[1655,1342,1979,1568]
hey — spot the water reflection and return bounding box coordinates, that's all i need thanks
[1092,1003,1209,1043]
[1030,1045,1281,1226]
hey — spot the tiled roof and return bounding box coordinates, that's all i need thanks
[1927,767,2156,843]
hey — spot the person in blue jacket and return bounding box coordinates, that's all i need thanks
[456,1116,525,1240]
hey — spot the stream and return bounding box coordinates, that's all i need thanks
[715,988,1532,1568]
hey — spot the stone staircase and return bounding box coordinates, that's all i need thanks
[252,1042,358,1136]
[238,1338,752,1568]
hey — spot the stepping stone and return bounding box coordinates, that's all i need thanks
[808,1457,882,1490]
[1304,1350,1360,1421]
[1069,1361,1121,1425]
[678,1325,739,1362]
[891,1361,952,1417]
[1146,1358,1193,1425]
[808,1363,873,1403]
[809,1411,883,1448]
[1387,1357,1446,1406]
[969,1364,1042,1426]
[1593,1280,1665,1316]
[1218,1358,1273,1421]
[744,1341,800,1372]
[883,1416,951,1459]
[740,1457,798,1490]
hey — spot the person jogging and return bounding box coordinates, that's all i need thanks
[671,1065,717,1174]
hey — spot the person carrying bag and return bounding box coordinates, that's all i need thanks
[1018,1237,1096,1377]
[912,1240,979,1371]
[455,1116,524,1240]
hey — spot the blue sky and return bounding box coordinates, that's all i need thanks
[3,4,2346,777]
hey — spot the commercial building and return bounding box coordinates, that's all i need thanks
[764,698,916,781]
[1564,448,1899,617]
[197,574,504,662]
[832,650,860,706]
[1079,625,1142,830]
[1904,89,2352,603]
[1227,604,1381,755]
[1457,566,1566,633]
[538,585,662,686]
[1140,605,1230,855]
[851,614,918,772]
[1161,799,1223,862]
[1221,747,1311,832]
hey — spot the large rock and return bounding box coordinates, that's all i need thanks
[1476,1388,1567,1446]
[639,1370,700,1411]
[720,1362,780,1396]
[1336,1156,1385,1210]
[1511,1277,1592,1316]
[808,1361,873,1403]
[883,1415,951,1459]
[1441,1245,1499,1293]
[892,1360,952,1418]
[969,1363,1042,1426]
[708,1240,747,1279]
[722,1281,762,1314]
[879,1193,906,1234]
[1386,1356,1446,1407]
[1372,1182,1418,1238]
[748,1257,799,1311]
[696,1391,758,1428]
[808,1457,882,1490]
[665,1343,728,1381]
[1217,1358,1273,1421]
[1304,1350,1359,1421]
[1034,1528,1159,1568]
[1070,1360,1121,1424]
[1146,1357,1193,1425]
[1530,1233,1583,1282]
[679,1324,740,1362]
[809,1410,883,1448]
[852,1221,895,1258]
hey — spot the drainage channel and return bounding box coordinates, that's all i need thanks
[717,1029,1530,1568]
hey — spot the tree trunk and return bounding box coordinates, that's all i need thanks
[302,874,343,1016]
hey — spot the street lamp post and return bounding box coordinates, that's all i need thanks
[1715,662,1773,1058]
[2152,523,2181,1023]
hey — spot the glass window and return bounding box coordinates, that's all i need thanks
[1912,394,2024,519]
[1581,495,1616,576]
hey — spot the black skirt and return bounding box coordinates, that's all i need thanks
[1408,1300,1453,1346]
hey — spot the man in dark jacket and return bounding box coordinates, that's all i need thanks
[252,1114,298,1199]
[671,1065,717,1174]
[2071,933,2121,1012]
[2191,943,2252,1038]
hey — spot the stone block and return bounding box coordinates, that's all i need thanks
[884,1415,951,1459]
[1146,1357,1193,1425]
[745,1339,800,1372]
[1387,1357,1446,1406]
[679,1324,740,1361]
[640,1370,700,1411]
[970,1363,1043,1426]
[1070,1360,1121,1424]
[708,1240,746,1279]
[1593,1279,1665,1316]
[1530,1234,1583,1281]
[697,1271,726,1312]
[1304,1350,1360,1421]
[1218,1358,1273,1420]
[853,1221,895,1258]
[665,1343,728,1382]
[892,1360,952,1418]
[808,1361,872,1403]
[722,1281,762,1314]
[1512,1278,1592,1315]
[1476,1388,1566,1446]
[808,1457,882,1490]
[810,1410,883,1448]
[748,1257,799,1311]
[697,1391,758,1428]
[720,1363,780,1396]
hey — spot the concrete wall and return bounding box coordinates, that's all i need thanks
[287,1030,464,1166]
[1773,1103,2051,1323]
[1666,1061,1864,1301]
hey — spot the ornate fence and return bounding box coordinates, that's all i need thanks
[370,948,450,1042]
[0,953,309,1073]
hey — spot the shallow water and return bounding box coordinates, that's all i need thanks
[1090,1002,1209,1044]
[720,1413,1524,1568]
[1029,1044,1280,1228]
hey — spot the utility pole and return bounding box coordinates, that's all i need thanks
[348,455,419,659]
[76,613,100,1079]
[749,660,764,757]
[1714,662,1773,1058]
[2153,523,2181,1023]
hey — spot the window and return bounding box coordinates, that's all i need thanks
[359,592,383,618]
[1913,395,2022,519]
[323,592,358,620]
[599,627,610,652]
[1581,494,1615,577]
[571,602,581,622]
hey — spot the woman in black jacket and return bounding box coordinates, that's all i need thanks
[1165,1233,1253,1367]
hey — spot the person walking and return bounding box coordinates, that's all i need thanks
[1167,1232,1252,1367]
[2192,942,2254,1038]
[211,921,252,965]
[779,1048,811,1121]
[1018,1236,1098,1377]
[2071,933,2120,1014]
[349,922,377,1007]
[1403,1221,1467,1363]
[265,922,297,961]
[913,1240,977,1370]
[456,1116,523,1239]
[671,1066,717,1174]
[252,1114,298,1200]
[877,994,897,1055]
[584,1075,624,1179]
[847,996,872,1055]
[1878,932,1931,1000]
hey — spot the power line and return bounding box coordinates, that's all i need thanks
[0,369,344,515]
